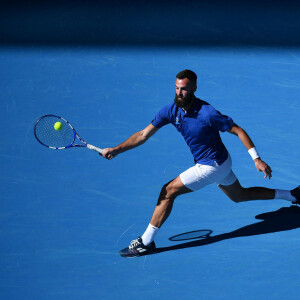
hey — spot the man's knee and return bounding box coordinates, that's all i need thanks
[219,180,247,203]
[161,180,182,200]
[221,184,246,203]
[230,187,251,203]
[161,181,176,200]
[229,193,244,203]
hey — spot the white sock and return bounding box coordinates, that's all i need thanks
[141,223,159,246]
[274,189,296,203]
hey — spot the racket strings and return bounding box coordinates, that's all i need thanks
[35,116,75,148]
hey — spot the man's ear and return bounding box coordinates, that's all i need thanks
[194,85,197,92]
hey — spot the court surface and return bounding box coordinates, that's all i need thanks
[1,46,300,299]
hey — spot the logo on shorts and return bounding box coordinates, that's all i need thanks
[175,117,180,125]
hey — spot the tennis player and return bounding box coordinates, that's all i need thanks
[101,69,300,257]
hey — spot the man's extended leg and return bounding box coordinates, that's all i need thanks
[219,179,298,203]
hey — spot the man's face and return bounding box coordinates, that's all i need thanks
[174,78,196,108]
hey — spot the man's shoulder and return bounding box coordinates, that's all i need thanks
[152,102,176,128]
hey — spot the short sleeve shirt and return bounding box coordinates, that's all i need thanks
[151,98,234,166]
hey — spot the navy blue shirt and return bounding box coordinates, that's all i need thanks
[151,98,234,166]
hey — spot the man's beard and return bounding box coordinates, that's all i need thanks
[174,92,194,108]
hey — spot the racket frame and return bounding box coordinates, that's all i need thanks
[34,114,103,154]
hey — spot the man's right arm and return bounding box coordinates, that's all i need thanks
[101,123,159,160]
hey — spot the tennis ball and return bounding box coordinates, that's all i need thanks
[54,121,63,131]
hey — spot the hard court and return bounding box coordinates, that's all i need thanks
[1,1,300,299]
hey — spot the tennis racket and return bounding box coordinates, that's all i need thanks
[34,115,103,154]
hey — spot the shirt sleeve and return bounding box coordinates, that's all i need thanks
[206,106,234,132]
[151,104,172,128]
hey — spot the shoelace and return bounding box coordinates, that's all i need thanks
[129,239,141,250]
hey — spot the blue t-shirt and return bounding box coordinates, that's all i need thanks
[151,98,234,166]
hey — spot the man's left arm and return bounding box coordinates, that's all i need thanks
[228,123,272,179]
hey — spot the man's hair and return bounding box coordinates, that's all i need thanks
[176,69,197,85]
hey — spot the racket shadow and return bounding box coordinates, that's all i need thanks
[157,205,300,254]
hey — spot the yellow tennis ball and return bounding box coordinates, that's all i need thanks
[54,121,63,131]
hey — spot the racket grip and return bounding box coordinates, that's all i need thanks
[86,144,103,154]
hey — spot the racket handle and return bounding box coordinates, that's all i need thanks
[86,144,103,154]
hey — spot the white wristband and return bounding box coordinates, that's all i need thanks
[248,147,260,160]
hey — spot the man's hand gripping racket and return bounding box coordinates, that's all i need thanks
[101,147,120,160]
[34,115,103,154]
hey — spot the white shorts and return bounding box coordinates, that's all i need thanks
[179,154,237,191]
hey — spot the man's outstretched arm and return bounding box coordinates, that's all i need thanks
[101,124,159,160]
[228,123,272,179]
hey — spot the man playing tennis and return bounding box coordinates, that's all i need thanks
[101,69,300,257]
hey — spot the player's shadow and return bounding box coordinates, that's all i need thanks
[157,205,300,254]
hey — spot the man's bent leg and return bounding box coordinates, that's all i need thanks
[150,176,192,228]
[119,177,192,257]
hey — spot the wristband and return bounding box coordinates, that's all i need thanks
[248,147,260,160]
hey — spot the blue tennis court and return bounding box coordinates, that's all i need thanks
[1,1,300,299]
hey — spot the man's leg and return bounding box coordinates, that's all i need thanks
[119,176,192,257]
[140,176,192,246]
[219,179,297,203]
[149,176,192,228]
